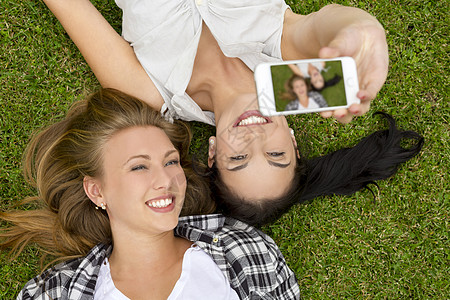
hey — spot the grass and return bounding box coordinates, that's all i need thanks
[1,0,448,298]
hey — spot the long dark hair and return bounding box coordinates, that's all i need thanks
[210,112,424,227]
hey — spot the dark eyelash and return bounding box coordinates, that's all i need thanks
[131,165,147,171]
[230,154,247,161]
[165,159,180,167]
[267,152,285,157]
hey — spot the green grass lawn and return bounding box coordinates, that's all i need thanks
[1,0,449,298]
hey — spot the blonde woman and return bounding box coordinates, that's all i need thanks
[1,89,300,299]
[283,75,328,111]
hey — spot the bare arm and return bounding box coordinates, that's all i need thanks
[282,4,389,123]
[287,64,304,77]
[42,0,164,109]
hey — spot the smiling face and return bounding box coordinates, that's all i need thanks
[212,94,298,200]
[309,65,325,89]
[88,126,187,237]
[292,78,308,98]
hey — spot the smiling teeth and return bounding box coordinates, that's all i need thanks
[238,116,267,126]
[147,198,172,208]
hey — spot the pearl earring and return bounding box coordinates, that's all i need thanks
[290,129,295,135]
[96,203,106,210]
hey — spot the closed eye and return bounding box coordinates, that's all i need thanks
[230,154,248,161]
[267,152,285,157]
[131,165,147,171]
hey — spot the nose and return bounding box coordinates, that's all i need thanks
[233,126,271,153]
[152,166,172,191]
[237,126,268,143]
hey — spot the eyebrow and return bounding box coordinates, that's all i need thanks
[268,161,291,168]
[226,160,291,171]
[227,163,249,172]
[124,150,177,165]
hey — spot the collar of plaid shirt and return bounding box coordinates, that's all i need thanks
[18,214,300,300]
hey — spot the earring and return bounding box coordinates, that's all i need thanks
[96,203,106,210]
[290,129,295,135]
[209,139,215,145]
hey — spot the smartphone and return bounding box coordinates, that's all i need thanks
[254,57,359,116]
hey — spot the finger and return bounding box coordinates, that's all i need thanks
[356,91,372,114]
[319,111,333,118]
[356,32,389,100]
[356,90,369,102]
[332,108,353,124]
[358,78,384,101]
[334,112,353,124]
[318,46,341,59]
[332,108,349,119]
[348,103,362,116]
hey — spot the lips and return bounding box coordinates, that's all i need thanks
[233,110,272,127]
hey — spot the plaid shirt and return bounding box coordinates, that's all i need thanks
[284,91,328,111]
[18,214,300,300]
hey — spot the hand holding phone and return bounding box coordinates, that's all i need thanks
[319,22,389,112]
[255,57,359,117]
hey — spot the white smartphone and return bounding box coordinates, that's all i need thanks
[254,57,359,116]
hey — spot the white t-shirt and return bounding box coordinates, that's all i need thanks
[115,0,290,125]
[300,97,321,109]
[94,245,239,300]
[296,61,325,78]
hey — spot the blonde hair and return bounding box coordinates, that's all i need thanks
[0,88,215,263]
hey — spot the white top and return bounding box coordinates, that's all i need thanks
[296,61,326,78]
[300,97,321,109]
[94,245,239,300]
[115,0,290,125]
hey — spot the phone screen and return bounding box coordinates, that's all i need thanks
[271,61,347,112]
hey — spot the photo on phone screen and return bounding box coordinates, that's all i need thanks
[272,60,346,112]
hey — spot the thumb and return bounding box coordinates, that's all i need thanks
[318,26,361,59]
[318,46,341,59]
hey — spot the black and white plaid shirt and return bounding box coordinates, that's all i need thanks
[284,91,328,111]
[18,214,300,299]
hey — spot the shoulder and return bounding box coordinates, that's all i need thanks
[285,99,299,111]
[176,215,300,299]
[215,217,301,299]
[221,217,281,260]
[309,91,322,97]
[17,258,83,299]
[309,91,327,106]
[177,214,279,256]
[17,243,111,300]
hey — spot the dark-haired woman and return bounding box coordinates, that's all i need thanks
[36,1,425,228]
[41,0,390,208]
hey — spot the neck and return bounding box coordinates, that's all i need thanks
[188,22,256,120]
[106,227,192,299]
[108,229,190,276]
[298,94,309,106]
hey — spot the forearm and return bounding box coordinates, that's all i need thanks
[42,0,163,108]
[288,64,304,77]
